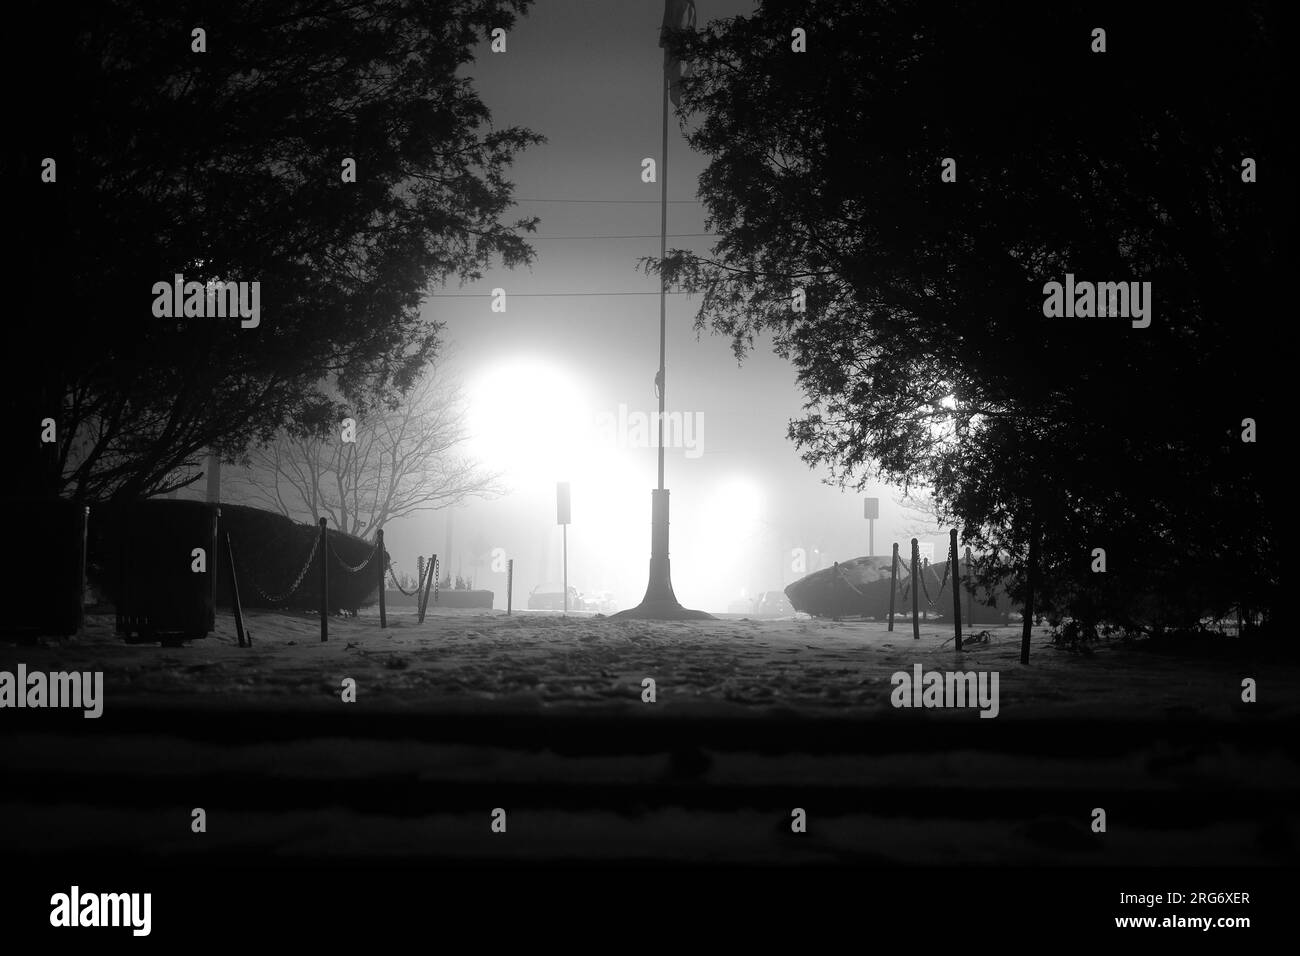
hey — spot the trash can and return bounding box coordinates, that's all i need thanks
[115,500,219,645]
[1,498,88,641]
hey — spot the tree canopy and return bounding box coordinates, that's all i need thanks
[662,0,1284,634]
[11,0,540,502]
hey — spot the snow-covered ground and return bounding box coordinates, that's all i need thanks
[4,607,1293,719]
[3,609,1296,866]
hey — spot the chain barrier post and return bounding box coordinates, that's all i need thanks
[319,517,328,643]
[965,546,973,629]
[922,556,929,622]
[507,558,513,616]
[888,542,898,632]
[226,531,249,648]
[951,529,962,651]
[418,555,429,622]
[1020,512,1039,665]
[418,556,427,612]
[419,553,437,624]
[377,528,386,629]
[911,538,920,641]
[76,505,89,637]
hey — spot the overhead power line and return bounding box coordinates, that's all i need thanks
[427,291,699,298]
[526,232,716,240]
[515,197,704,204]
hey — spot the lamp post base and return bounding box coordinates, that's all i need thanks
[613,599,714,621]
[610,490,713,621]
[613,558,714,621]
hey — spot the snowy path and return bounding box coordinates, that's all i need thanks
[4,607,1293,721]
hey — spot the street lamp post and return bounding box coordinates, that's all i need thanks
[613,3,711,622]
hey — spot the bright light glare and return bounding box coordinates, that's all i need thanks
[465,353,643,540]
[464,355,653,607]
[715,475,762,526]
[465,356,591,486]
[674,474,767,608]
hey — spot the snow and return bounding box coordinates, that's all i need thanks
[3,609,1296,866]
[3,607,1292,721]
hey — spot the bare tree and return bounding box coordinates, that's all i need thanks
[894,489,948,540]
[225,367,500,538]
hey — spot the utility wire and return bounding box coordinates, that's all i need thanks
[525,232,716,240]
[427,290,698,298]
[515,197,704,204]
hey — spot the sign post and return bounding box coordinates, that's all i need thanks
[557,482,571,614]
[863,497,879,556]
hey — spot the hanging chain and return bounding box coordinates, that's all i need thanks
[330,537,380,573]
[387,561,427,597]
[917,561,950,609]
[241,532,321,604]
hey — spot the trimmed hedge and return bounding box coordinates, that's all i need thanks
[89,501,385,615]
[429,589,494,610]
[382,588,494,609]
[217,504,385,613]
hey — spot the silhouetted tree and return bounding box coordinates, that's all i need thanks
[11,0,540,503]
[661,0,1283,634]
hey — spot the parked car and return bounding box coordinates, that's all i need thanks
[754,590,796,617]
[527,583,584,611]
[583,590,619,614]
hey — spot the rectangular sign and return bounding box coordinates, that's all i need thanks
[863,497,879,520]
[557,482,571,525]
[918,542,935,565]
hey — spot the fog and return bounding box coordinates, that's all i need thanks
[366,0,949,613]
